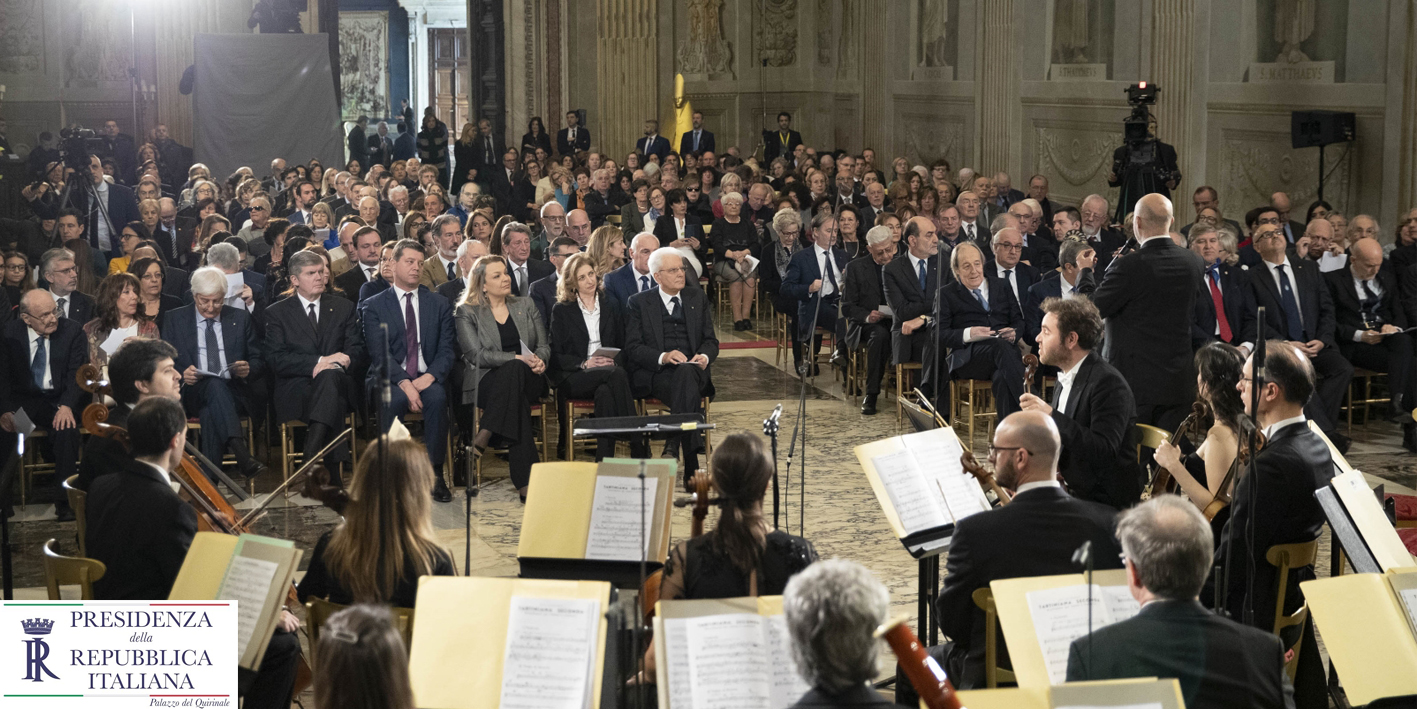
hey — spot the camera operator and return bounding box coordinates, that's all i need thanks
[27,141,139,259]
[1108,86,1180,223]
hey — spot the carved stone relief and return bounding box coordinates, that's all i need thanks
[756,0,798,67]
[1033,125,1122,194]
[0,0,44,74]
[65,0,131,87]
[817,0,833,66]
[1221,127,1353,215]
[900,112,965,168]
[678,0,734,77]
[339,12,389,121]
[836,0,858,79]
[1249,0,1347,83]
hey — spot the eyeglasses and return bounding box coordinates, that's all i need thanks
[23,308,58,320]
[987,444,1031,458]
[250,205,267,212]
[996,243,1023,251]
[658,266,684,275]
[1255,217,1280,225]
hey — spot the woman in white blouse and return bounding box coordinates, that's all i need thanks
[548,253,646,461]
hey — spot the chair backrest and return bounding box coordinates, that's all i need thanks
[1265,538,1320,680]
[1134,424,1171,463]
[62,475,87,557]
[971,587,1016,689]
[42,538,105,600]
[304,596,416,669]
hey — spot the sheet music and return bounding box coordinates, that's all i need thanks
[903,428,988,523]
[871,449,948,535]
[686,614,771,709]
[1025,585,1108,685]
[764,614,810,708]
[584,475,660,561]
[1099,585,1141,624]
[216,555,278,658]
[662,618,695,709]
[1397,588,1417,640]
[498,595,600,709]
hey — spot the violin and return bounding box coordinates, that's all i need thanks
[642,468,715,623]
[1022,353,1040,398]
[960,448,1012,506]
[1143,400,1208,500]
[876,618,964,709]
[1201,425,1266,522]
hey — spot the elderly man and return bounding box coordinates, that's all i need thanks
[606,232,661,308]
[334,226,387,301]
[782,559,894,708]
[1017,198,1059,270]
[1270,191,1305,244]
[883,216,944,393]
[436,238,489,305]
[417,214,463,289]
[1078,194,1126,272]
[362,239,457,502]
[528,237,581,326]
[623,247,718,481]
[1026,174,1058,225]
[937,240,1027,421]
[387,185,412,233]
[1301,218,1347,273]
[534,201,567,260]
[993,171,1024,210]
[955,190,989,247]
[153,197,194,268]
[162,267,267,479]
[842,226,897,415]
[503,222,554,298]
[782,213,848,377]
[1348,214,1380,244]
[205,242,263,315]
[989,225,1040,307]
[237,194,273,258]
[582,169,620,228]
[565,208,593,248]
[1066,496,1295,709]
[1023,238,1097,341]
[1181,185,1243,237]
[1189,223,1257,352]
[358,196,396,243]
[41,248,94,323]
[831,172,863,212]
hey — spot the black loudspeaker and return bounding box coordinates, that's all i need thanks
[1291,110,1356,149]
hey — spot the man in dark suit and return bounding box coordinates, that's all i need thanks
[503,223,555,298]
[1021,297,1140,508]
[1271,191,1306,246]
[153,198,196,269]
[883,217,945,396]
[78,338,182,491]
[955,190,990,250]
[557,110,590,156]
[679,111,715,155]
[1189,224,1257,351]
[991,171,1026,212]
[528,237,580,326]
[987,227,1041,310]
[392,120,416,161]
[347,116,369,172]
[39,247,95,324]
[473,119,506,190]
[938,240,1028,421]
[624,247,718,479]
[284,180,319,227]
[1067,496,1294,709]
[1023,239,1097,345]
[1326,237,1417,449]
[830,173,866,213]
[605,233,662,309]
[781,213,848,376]
[763,112,803,164]
[362,239,457,502]
[163,267,267,479]
[842,227,896,415]
[636,119,670,161]
[582,169,622,229]
[0,289,86,520]
[1007,200,1059,273]
[435,239,489,306]
[1093,194,1203,432]
[367,121,394,169]
[1078,195,1127,273]
[265,251,365,472]
[333,226,385,301]
[1218,343,1332,705]
[28,155,141,258]
[1248,222,1353,446]
[930,411,1122,689]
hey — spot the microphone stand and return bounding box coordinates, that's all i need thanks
[463,311,482,574]
[930,242,948,418]
[634,457,648,709]
[762,403,782,530]
[1074,540,1094,672]
[785,280,826,536]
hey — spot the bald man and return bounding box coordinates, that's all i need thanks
[883,216,947,395]
[1093,194,1204,431]
[1326,238,1417,450]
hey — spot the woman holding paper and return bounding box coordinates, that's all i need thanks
[712,191,760,332]
[549,253,644,461]
[455,255,550,502]
[83,272,158,369]
[298,437,456,608]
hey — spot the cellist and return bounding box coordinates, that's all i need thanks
[76,338,182,490]
[84,397,303,709]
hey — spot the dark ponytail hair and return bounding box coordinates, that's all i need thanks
[1194,342,1257,461]
[709,433,775,575]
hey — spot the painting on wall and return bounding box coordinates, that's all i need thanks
[339,11,389,121]
[0,0,44,74]
[1047,0,1114,81]
[65,0,131,87]
[1250,0,1348,83]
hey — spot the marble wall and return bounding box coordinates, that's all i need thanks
[545,0,1417,235]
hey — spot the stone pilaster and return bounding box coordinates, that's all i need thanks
[1398,1,1417,211]
[1148,0,1196,209]
[975,0,1018,175]
[860,1,889,153]
[597,0,659,159]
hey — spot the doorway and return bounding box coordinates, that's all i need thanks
[428,28,469,131]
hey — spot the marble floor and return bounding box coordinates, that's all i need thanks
[7,308,1417,698]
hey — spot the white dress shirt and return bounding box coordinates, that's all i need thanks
[994,264,1020,304]
[814,244,837,297]
[50,290,72,319]
[392,283,428,374]
[1015,479,1063,496]
[195,309,230,378]
[962,280,993,343]
[1350,275,1386,341]
[1053,355,1086,414]
[27,325,52,389]
[960,220,979,243]
[633,265,654,293]
[1261,413,1306,439]
[437,254,456,281]
[141,459,181,493]
[1263,257,1302,324]
[92,180,113,251]
[298,293,321,324]
[508,258,531,293]
[579,296,602,358]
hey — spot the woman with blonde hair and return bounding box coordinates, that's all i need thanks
[312,604,415,709]
[548,252,642,460]
[713,172,744,219]
[586,225,627,276]
[84,272,158,369]
[298,437,455,607]
[452,123,478,196]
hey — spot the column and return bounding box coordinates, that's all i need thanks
[860,1,890,152]
[597,0,658,159]
[1148,0,1196,208]
[1397,1,1417,211]
[975,0,1018,175]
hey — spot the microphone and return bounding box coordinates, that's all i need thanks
[767,403,782,427]
[1072,540,1092,567]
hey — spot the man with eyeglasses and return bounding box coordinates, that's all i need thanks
[920,410,1122,691]
[0,289,88,520]
[236,194,272,249]
[989,224,1039,307]
[1237,206,1292,268]
[533,201,567,260]
[41,248,93,324]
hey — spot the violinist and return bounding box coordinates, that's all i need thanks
[1019,297,1140,508]
[1151,343,1253,532]
[85,397,303,709]
[76,338,182,490]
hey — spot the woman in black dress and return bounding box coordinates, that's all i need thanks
[710,191,760,331]
[297,437,456,608]
[451,123,477,197]
[128,257,183,327]
[520,116,553,156]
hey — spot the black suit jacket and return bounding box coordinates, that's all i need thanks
[1249,258,1337,348]
[841,256,891,349]
[679,129,715,155]
[988,261,1040,314]
[0,318,86,416]
[264,294,365,423]
[507,257,556,298]
[883,254,944,362]
[785,685,893,708]
[1093,238,1203,409]
[549,296,627,387]
[162,304,265,381]
[1083,226,1127,273]
[556,126,591,156]
[1066,600,1292,709]
[58,290,95,325]
[335,262,379,302]
[584,190,620,228]
[781,245,849,339]
[528,273,559,327]
[1193,261,1259,349]
[936,277,1024,372]
[936,486,1122,688]
[347,125,368,166]
[1022,271,1095,344]
[1324,264,1406,339]
[1050,353,1141,508]
[436,277,466,306]
[763,129,803,163]
[623,287,718,396]
[87,457,198,600]
[1215,421,1333,631]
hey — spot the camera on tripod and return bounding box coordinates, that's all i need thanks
[1123,82,1159,167]
[58,126,105,171]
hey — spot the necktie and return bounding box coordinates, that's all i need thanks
[308,303,318,329]
[366,266,376,282]
[640,275,651,292]
[1208,270,1233,342]
[404,293,420,378]
[1002,269,1013,298]
[56,297,66,318]
[205,318,221,373]
[693,131,700,151]
[485,137,493,163]
[447,261,457,282]
[917,259,928,292]
[31,336,46,389]
[822,253,837,293]
[1361,279,1381,327]
[516,265,526,294]
[972,288,988,311]
[1277,265,1304,341]
[966,224,975,242]
[670,296,682,319]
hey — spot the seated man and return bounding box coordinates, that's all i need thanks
[417,214,462,290]
[782,559,895,707]
[205,242,263,316]
[1067,496,1294,709]
[1020,297,1140,508]
[624,247,718,480]
[1023,238,1097,344]
[86,397,302,709]
[265,251,364,474]
[781,213,847,377]
[78,338,182,490]
[882,217,944,396]
[163,267,268,479]
[842,226,896,415]
[436,237,490,306]
[361,239,456,503]
[938,239,1026,422]
[1189,223,1257,352]
[924,411,1122,691]
[333,225,385,299]
[1325,237,1417,450]
[605,232,662,309]
[0,289,86,520]
[528,236,580,326]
